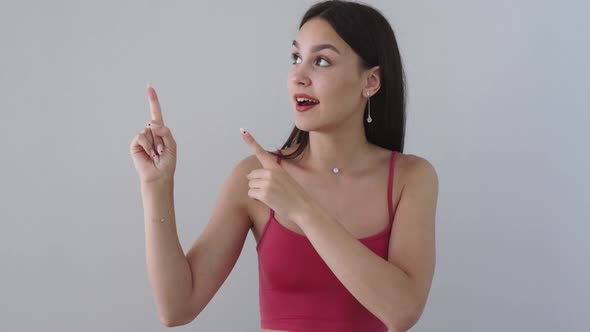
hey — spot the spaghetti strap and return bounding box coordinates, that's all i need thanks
[387,151,398,222]
[269,149,282,219]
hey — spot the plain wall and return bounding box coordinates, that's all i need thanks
[0,0,588,331]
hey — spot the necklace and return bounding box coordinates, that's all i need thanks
[332,167,340,174]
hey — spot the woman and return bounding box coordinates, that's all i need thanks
[129,1,438,331]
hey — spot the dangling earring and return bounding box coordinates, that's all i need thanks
[366,91,373,123]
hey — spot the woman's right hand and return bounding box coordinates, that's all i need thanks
[129,85,177,184]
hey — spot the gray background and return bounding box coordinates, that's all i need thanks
[1,0,588,331]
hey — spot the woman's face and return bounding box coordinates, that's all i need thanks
[288,18,367,131]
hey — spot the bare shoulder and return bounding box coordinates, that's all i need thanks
[236,153,263,172]
[236,150,276,205]
[203,153,267,228]
[225,154,262,197]
[394,152,438,189]
[234,148,283,179]
[237,150,277,173]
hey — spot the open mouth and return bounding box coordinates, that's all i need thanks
[296,97,320,107]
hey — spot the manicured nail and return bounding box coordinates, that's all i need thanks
[240,127,247,135]
[157,144,163,154]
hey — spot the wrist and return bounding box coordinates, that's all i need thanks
[141,177,174,191]
[141,178,175,224]
[293,198,320,227]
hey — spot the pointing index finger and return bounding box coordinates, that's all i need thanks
[147,84,164,124]
[241,128,277,169]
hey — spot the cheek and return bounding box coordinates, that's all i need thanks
[321,74,359,103]
[286,73,294,93]
[332,83,363,114]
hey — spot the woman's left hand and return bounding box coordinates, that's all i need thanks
[241,128,312,225]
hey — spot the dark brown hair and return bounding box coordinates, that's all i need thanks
[270,0,406,159]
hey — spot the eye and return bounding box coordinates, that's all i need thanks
[291,53,302,64]
[316,57,330,67]
[290,53,331,67]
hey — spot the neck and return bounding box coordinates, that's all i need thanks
[302,119,373,175]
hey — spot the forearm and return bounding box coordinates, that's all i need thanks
[141,179,192,325]
[296,202,417,331]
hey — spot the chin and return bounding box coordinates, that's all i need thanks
[293,120,314,132]
[294,118,328,133]
[293,119,312,132]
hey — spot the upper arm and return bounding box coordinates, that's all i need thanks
[387,156,439,324]
[182,155,258,321]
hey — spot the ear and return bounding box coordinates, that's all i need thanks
[363,66,381,96]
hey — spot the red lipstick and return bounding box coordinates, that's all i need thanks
[294,93,320,113]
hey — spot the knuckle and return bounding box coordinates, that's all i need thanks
[144,132,153,142]
[137,133,146,142]
[141,135,151,146]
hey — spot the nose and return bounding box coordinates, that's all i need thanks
[289,66,311,86]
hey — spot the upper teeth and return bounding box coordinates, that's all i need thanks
[296,97,319,103]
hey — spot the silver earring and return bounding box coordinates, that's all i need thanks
[366,91,373,123]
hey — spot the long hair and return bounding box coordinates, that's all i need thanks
[270,0,406,159]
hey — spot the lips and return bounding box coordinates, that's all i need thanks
[294,93,319,112]
[295,102,317,112]
[294,93,319,102]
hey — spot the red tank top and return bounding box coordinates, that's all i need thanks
[256,149,398,332]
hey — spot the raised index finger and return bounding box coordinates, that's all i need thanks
[147,84,164,124]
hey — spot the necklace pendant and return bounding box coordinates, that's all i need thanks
[332,167,340,174]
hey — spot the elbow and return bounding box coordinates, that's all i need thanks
[161,314,190,328]
[161,317,178,328]
[387,314,417,332]
[160,313,182,327]
[159,307,195,327]
[158,293,203,327]
[387,304,422,332]
[388,314,418,332]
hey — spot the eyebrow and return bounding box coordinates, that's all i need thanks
[292,40,341,54]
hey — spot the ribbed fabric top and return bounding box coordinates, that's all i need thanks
[256,149,398,332]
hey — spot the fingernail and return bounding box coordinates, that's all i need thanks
[149,122,161,128]
[157,144,163,154]
[240,127,247,135]
[151,149,157,158]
